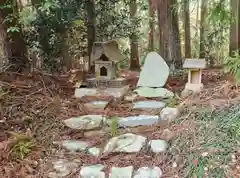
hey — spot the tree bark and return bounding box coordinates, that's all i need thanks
[31,0,50,69]
[169,0,182,69]
[229,0,240,56]
[148,0,155,51]
[129,0,140,70]
[0,13,9,59]
[156,0,168,59]
[87,0,96,70]
[0,0,28,72]
[199,0,207,58]
[183,0,191,58]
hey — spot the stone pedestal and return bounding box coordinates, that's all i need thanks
[184,82,203,93]
[86,77,127,88]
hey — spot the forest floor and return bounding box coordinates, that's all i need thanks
[1,68,240,177]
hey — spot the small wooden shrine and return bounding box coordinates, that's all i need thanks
[87,40,127,88]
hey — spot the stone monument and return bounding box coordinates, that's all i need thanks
[183,58,206,92]
[137,52,169,88]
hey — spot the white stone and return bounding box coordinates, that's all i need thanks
[137,52,169,87]
[88,147,101,157]
[84,101,109,109]
[79,164,105,178]
[109,166,134,178]
[181,88,193,98]
[124,94,138,101]
[74,88,97,98]
[160,107,179,121]
[117,115,160,128]
[62,140,89,152]
[104,133,146,153]
[172,162,177,168]
[134,87,174,98]
[51,159,78,177]
[75,86,129,98]
[64,115,104,130]
[133,167,162,178]
[133,100,165,109]
[149,140,168,153]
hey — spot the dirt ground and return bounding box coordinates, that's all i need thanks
[0,69,240,178]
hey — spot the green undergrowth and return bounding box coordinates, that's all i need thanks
[170,104,240,178]
[108,116,120,137]
[166,96,179,108]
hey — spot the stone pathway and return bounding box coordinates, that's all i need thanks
[48,56,181,177]
[48,96,179,177]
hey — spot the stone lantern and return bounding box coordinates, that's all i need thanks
[183,58,206,92]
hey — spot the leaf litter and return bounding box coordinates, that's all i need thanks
[0,69,240,177]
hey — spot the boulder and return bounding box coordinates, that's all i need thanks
[160,107,180,121]
[149,140,168,153]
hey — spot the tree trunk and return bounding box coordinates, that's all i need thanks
[229,0,240,56]
[156,0,168,59]
[183,0,191,58]
[31,0,50,69]
[87,0,96,70]
[148,0,155,51]
[61,33,71,72]
[169,0,182,69]
[0,13,9,58]
[199,0,207,58]
[129,0,140,70]
[0,0,28,72]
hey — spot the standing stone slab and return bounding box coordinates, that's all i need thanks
[109,166,134,178]
[137,52,169,87]
[79,164,105,178]
[133,100,166,109]
[133,167,162,178]
[117,115,160,128]
[149,140,168,153]
[134,87,174,98]
[104,133,146,153]
[64,115,104,130]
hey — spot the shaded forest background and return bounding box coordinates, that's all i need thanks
[0,0,239,76]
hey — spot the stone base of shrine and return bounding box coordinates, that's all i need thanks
[86,77,127,88]
[185,83,203,93]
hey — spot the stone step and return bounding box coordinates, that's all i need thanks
[59,134,168,156]
[63,108,179,131]
[133,100,166,110]
[84,100,110,110]
[74,86,129,98]
[49,160,163,178]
